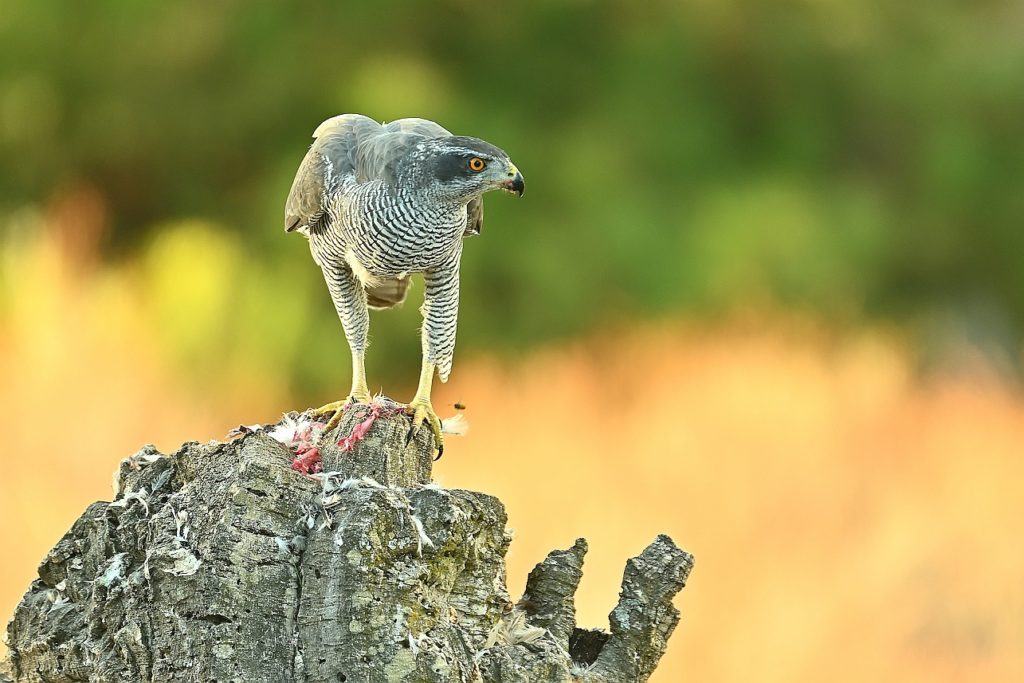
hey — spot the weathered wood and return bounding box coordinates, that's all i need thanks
[3,404,693,682]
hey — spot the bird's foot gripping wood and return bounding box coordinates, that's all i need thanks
[405,397,444,460]
[313,390,372,434]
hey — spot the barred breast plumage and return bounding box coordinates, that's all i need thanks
[312,184,469,281]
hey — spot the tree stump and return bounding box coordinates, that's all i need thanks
[3,403,693,682]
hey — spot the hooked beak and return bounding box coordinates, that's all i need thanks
[500,164,525,197]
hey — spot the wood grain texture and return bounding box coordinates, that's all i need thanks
[3,405,691,682]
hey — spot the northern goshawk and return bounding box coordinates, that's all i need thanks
[284,114,524,455]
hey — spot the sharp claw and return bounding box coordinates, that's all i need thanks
[324,411,343,434]
[312,401,342,418]
[406,424,417,446]
[403,398,446,458]
[427,419,443,460]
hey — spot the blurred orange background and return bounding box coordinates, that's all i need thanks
[3,227,1023,681]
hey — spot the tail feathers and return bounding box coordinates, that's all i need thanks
[365,276,412,309]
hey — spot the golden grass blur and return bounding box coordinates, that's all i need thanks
[3,230,1024,681]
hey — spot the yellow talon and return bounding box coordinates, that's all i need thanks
[406,397,444,458]
[314,390,371,433]
[404,360,443,457]
[314,349,373,434]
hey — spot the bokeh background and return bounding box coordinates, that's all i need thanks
[2,1,1024,680]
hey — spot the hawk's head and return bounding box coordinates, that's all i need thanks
[406,136,524,203]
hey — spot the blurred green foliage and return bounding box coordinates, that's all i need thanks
[1,0,1022,392]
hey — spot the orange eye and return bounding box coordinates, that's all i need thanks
[468,157,486,172]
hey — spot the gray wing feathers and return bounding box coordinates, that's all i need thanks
[382,118,452,138]
[356,119,452,186]
[353,131,423,186]
[466,198,484,236]
[284,114,378,233]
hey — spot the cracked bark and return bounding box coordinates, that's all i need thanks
[3,404,693,682]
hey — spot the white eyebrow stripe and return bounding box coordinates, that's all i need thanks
[442,146,495,158]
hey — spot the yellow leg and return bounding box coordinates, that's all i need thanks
[406,360,443,456]
[348,349,372,403]
[315,349,372,431]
